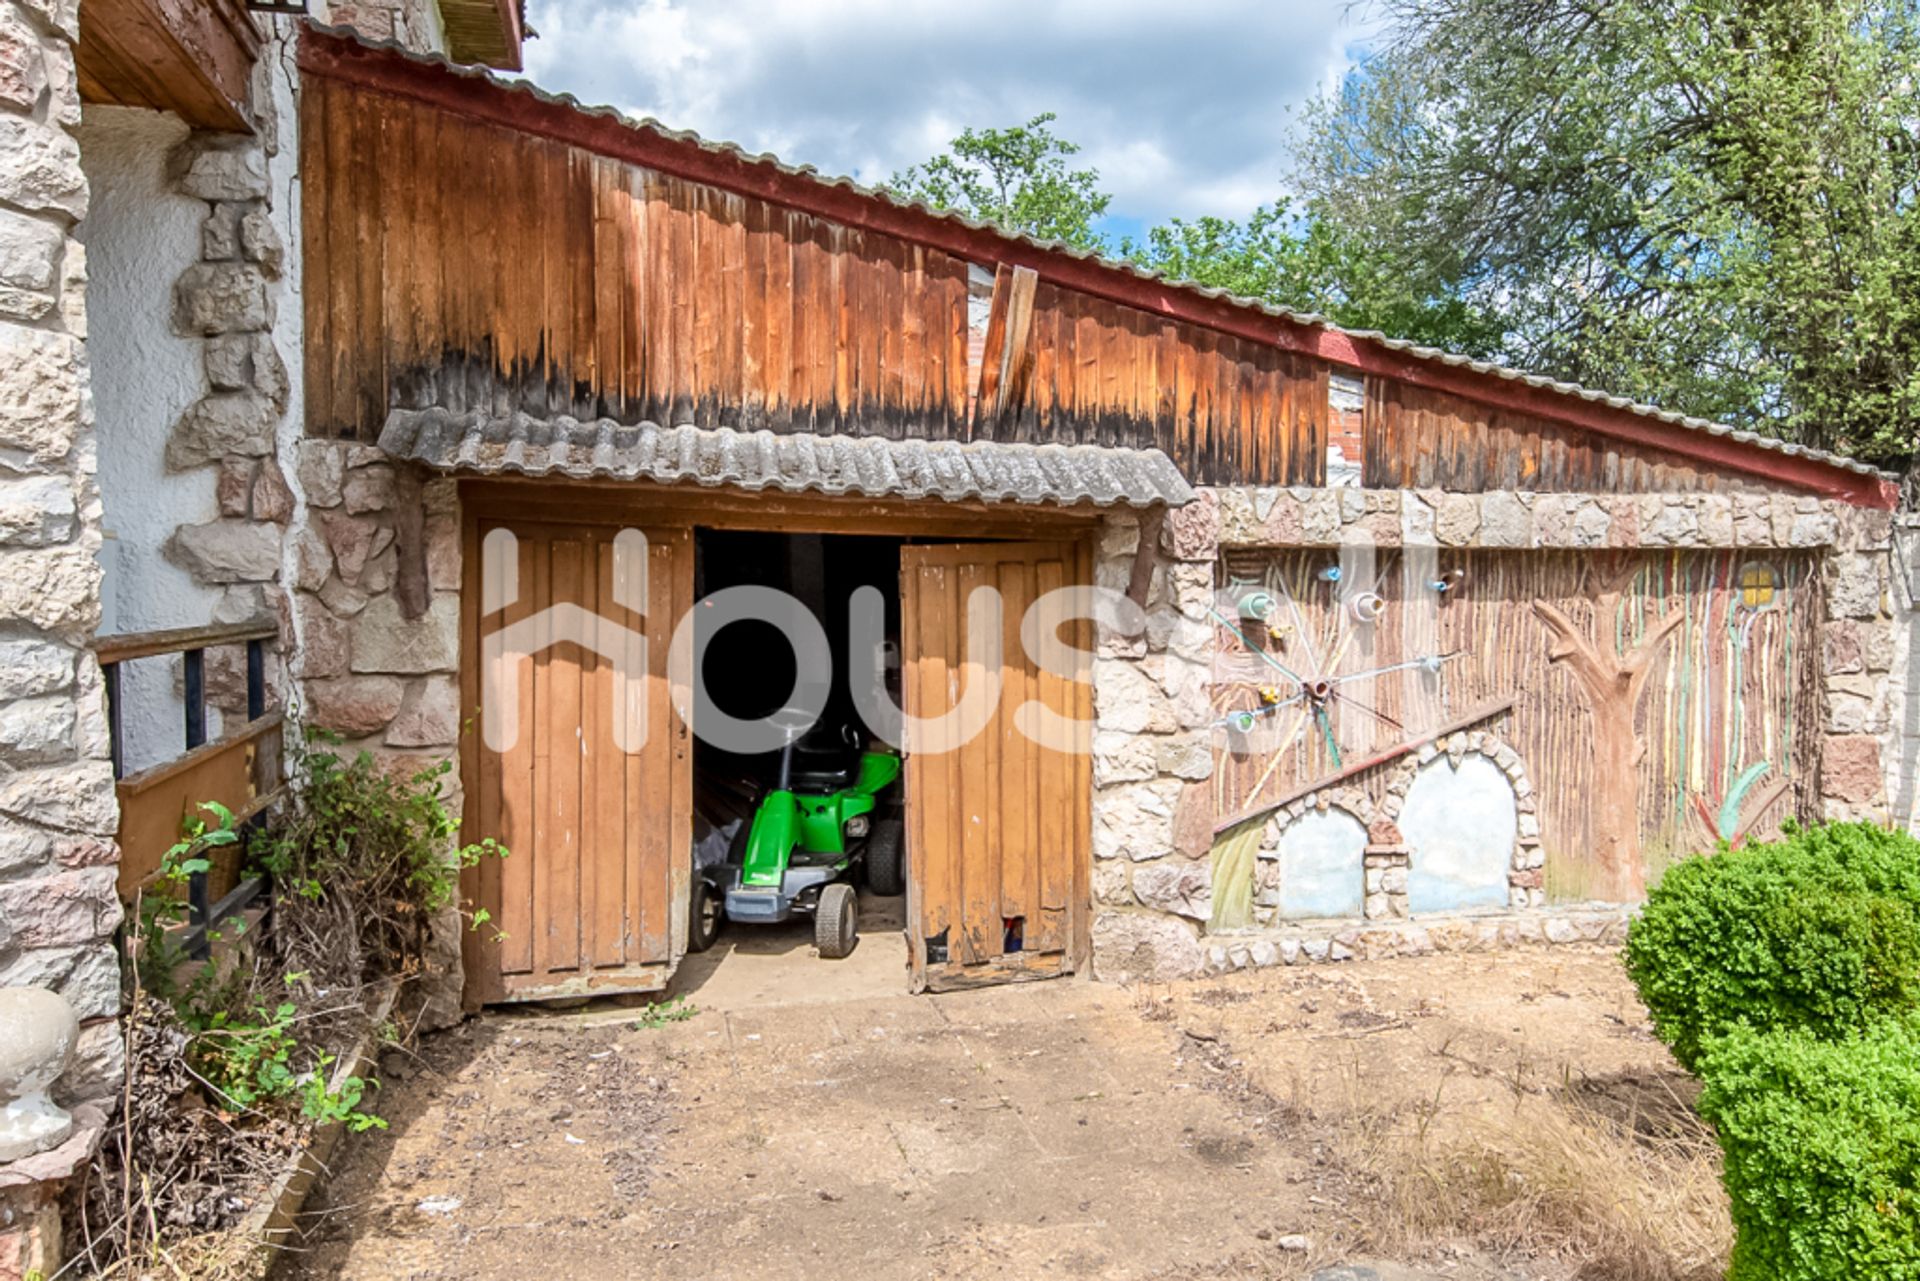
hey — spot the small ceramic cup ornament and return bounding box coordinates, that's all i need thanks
[0,986,79,1164]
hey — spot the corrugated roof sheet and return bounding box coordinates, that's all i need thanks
[307,24,1894,490]
[380,409,1196,509]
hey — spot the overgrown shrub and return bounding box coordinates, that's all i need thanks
[1623,820,1920,1071]
[1697,1019,1920,1280]
[252,730,504,985]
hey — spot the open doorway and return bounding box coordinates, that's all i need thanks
[678,529,912,1003]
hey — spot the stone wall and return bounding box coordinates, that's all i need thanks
[0,0,124,1265]
[1086,484,1904,984]
[0,0,123,1107]
[292,444,465,1022]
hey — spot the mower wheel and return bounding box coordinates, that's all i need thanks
[815,882,858,959]
[688,877,724,953]
[864,816,905,896]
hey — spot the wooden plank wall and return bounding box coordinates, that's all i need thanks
[1362,377,1763,494]
[1209,548,1821,895]
[303,71,1793,494]
[300,76,1328,485]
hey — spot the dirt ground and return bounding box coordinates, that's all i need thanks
[274,910,1715,1281]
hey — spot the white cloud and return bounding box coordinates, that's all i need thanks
[519,0,1365,226]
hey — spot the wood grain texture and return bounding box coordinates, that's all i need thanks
[902,540,1087,992]
[1210,548,1820,898]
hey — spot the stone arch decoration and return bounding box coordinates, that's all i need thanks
[1245,786,1376,927]
[1378,730,1544,917]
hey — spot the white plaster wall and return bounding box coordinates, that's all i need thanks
[77,106,222,773]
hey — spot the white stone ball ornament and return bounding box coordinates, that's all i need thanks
[0,986,79,1164]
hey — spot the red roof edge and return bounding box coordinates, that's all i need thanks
[297,28,1897,510]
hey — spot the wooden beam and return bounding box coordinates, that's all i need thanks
[95,619,277,666]
[79,0,260,132]
[297,28,1895,508]
[1212,697,1516,835]
[1126,506,1165,610]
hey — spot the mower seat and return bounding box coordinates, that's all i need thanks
[787,733,859,792]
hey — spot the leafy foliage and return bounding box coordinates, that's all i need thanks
[1124,200,1504,356]
[1623,821,1920,1071]
[251,729,505,980]
[1300,0,1920,464]
[888,113,1112,251]
[891,119,1499,354]
[1698,1018,1920,1279]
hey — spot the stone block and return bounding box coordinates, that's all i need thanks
[386,676,461,747]
[0,207,61,320]
[1434,494,1479,546]
[1091,729,1156,785]
[0,115,84,219]
[170,136,268,202]
[1092,777,1181,862]
[200,202,240,260]
[1092,657,1177,734]
[1153,734,1212,781]
[1827,554,1884,620]
[350,593,459,674]
[166,519,281,584]
[0,473,74,546]
[1090,910,1204,983]
[1091,857,1130,906]
[0,639,71,701]
[1478,492,1530,547]
[343,463,395,514]
[305,675,406,735]
[1131,858,1211,920]
[296,592,351,678]
[203,332,254,390]
[0,868,119,948]
[0,545,98,633]
[298,440,345,507]
[1821,734,1882,803]
[253,458,293,523]
[0,694,73,765]
[172,262,270,335]
[166,392,277,469]
[0,5,46,111]
[239,207,284,276]
[0,321,80,466]
[425,512,460,591]
[1163,489,1217,561]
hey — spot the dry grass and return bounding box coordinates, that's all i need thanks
[1337,1082,1731,1281]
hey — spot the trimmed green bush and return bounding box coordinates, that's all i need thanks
[1698,1019,1920,1280]
[1623,820,1920,1071]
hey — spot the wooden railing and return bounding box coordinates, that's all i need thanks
[95,620,285,957]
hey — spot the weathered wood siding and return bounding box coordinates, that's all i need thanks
[300,63,1850,496]
[1362,377,1761,494]
[300,76,1326,485]
[1209,549,1821,894]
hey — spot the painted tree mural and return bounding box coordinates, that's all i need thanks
[1529,559,1684,902]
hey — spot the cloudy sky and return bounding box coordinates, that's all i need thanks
[520,0,1369,239]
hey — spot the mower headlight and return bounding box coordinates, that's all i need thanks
[846,816,870,838]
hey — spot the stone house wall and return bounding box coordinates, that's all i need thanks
[1087,485,1905,984]
[0,0,124,1267]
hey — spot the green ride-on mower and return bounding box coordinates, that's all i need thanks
[689,707,903,960]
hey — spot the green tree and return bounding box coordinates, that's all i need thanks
[888,113,1113,251]
[893,119,1497,354]
[1301,0,1920,464]
[1125,200,1503,356]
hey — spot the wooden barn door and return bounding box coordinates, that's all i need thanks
[901,540,1092,992]
[464,519,692,1004]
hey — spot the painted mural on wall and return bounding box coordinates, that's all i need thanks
[1204,548,1819,913]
